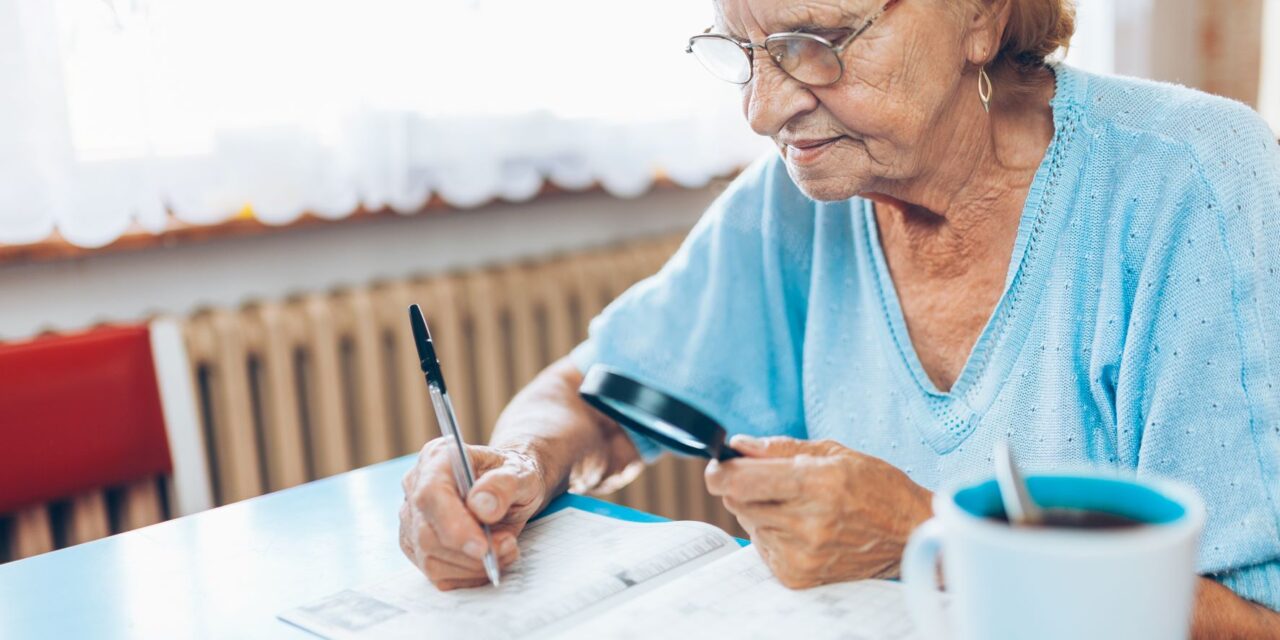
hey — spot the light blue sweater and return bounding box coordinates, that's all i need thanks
[572,64,1280,609]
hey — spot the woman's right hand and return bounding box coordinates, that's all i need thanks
[399,438,548,590]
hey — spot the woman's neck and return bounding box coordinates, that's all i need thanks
[862,67,1057,276]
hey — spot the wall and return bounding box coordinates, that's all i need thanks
[1106,0,1267,107]
[1260,0,1280,131]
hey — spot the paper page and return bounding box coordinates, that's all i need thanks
[565,546,924,640]
[278,509,739,639]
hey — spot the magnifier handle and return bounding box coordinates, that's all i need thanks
[715,443,742,461]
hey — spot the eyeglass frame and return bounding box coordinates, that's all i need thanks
[684,0,902,87]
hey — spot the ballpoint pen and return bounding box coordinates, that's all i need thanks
[408,304,501,587]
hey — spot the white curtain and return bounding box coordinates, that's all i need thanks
[0,0,770,248]
[5,0,1268,249]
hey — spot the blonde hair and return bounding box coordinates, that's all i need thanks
[997,0,1075,70]
[964,0,1076,96]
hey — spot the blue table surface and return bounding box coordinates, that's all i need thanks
[0,455,681,639]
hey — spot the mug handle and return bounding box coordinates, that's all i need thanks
[902,518,948,639]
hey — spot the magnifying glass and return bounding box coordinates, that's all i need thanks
[578,364,740,461]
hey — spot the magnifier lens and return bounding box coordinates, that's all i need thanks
[579,365,739,461]
[599,397,709,453]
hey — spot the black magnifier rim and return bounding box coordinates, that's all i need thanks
[578,365,739,461]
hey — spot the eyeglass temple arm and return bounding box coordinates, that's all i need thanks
[691,0,900,54]
[835,0,902,49]
[686,26,769,54]
[686,25,714,53]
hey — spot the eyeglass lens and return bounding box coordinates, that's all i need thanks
[689,35,843,86]
[765,37,842,85]
[689,37,753,84]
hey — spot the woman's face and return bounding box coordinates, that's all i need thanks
[715,0,974,201]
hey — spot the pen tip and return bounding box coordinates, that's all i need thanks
[484,556,501,587]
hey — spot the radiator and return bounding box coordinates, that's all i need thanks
[0,232,742,565]
[179,233,745,536]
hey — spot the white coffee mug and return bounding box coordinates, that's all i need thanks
[901,474,1205,640]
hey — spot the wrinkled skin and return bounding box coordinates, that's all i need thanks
[719,0,1044,204]
[719,0,1054,394]
[704,3,1280,635]
[394,0,1280,634]
[705,435,932,588]
[707,0,1038,590]
[398,439,546,590]
[398,359,644,591]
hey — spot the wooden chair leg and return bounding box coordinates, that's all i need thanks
[10,506,54,560]
[119,479,164,532]
[67,492,111,546]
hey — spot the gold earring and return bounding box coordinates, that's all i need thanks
[978,66,993,113]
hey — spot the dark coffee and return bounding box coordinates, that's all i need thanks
[991,508,1146,530]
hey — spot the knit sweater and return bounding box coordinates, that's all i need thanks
[572,63,1280,609]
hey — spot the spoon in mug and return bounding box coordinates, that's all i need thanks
[994,440,1044,526]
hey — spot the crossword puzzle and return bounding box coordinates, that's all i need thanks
[281,510,924,640]
[569,548,924,640]
[281,509,740,639]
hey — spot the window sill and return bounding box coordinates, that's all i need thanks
[0,173,735,268]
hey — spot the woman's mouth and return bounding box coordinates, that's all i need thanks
[783,137,843,166]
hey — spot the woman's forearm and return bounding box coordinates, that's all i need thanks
[1192,576,1280,637]
[488,357,643,507]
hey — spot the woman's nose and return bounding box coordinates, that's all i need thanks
[742,57,819,138]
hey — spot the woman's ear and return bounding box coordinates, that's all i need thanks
[961,0,1012,67]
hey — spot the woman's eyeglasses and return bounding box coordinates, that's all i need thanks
[685,0,900,87]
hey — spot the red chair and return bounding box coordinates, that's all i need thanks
[0,319,211,561]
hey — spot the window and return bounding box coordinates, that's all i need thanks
[1,0,770,247]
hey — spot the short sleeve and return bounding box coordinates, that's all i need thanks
[1116,104,1280,609]
[570,155,815,460]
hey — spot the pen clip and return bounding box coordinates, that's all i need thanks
[409,304,447,394]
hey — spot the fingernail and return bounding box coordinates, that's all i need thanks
[730,434,757,449]
[471,492,497,517]
[500,538,517,554]
[463,540,486,560]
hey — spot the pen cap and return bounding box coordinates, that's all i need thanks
[408,305,446,394]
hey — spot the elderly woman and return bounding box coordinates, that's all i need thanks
[399,0,1280,634]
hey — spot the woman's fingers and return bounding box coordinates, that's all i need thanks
[413,512,522,575]
[467,451,543,525]
[413,475,491,559]
[420,545,521,591]
[705,458,805,502]
[423,555,492,590]
[724,500,813,551]
[723,497,792,529]
[399,438,540,589]
[399,500,418,561]
[398,437,554,589]
[417,508,482,566]
[729,435,808,457]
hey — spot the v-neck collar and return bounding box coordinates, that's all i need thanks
[858,63,1087,454]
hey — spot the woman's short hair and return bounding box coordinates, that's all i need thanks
[999,0,1075,69]
[966,0,1076,94]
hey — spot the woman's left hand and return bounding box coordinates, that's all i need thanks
[705,435,933,589]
